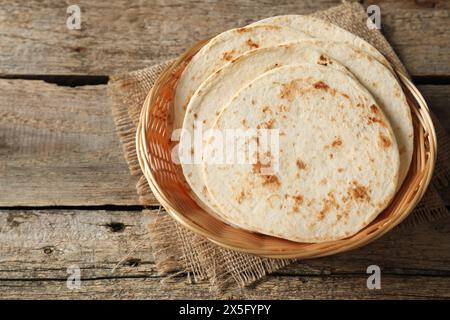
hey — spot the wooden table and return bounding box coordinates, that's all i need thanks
[1,0,449,299]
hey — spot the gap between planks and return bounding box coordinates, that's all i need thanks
[1,75,450,87]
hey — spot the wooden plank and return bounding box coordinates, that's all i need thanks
[0,209,156,279]
[1,276,449,299]
[0,79,156,206]
[420,85,450,134]
[0,209,449,299]
[1,80,449,206]
[1,209,449,279]
[0,0,448,76]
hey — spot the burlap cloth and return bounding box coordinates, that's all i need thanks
[108,1,450,293]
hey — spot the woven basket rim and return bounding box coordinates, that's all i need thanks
[136,40,437,259]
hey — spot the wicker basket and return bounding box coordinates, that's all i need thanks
[136,40,437,259]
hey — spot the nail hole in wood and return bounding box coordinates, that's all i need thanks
[43,246,54,255]
[125,258,141,267]
[73,46,86,53]
[106,222,126,233]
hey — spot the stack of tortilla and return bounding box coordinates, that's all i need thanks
[174,15,413,243]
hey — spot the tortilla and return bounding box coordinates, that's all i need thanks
[296,39,412,185]
[180,41,411,215]
[179,44,352,213]
[174,24,310,129]
[202,64,400,242]
[249,15,392,70]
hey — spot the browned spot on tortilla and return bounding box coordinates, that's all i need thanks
[313,80,337,96]
[296,159,307,170]
[320,178,328,185]
[202,119,207,124]
[329,153,334,159]
[356,103,363,108]
[258,118,276,129]
[341,93,349,99]
[327,192,339,207]
[267,63,281,71]
[286,193,304,213]
[266,119,276,129]
[246,38,260,49]
[318,54,331,66]
[202,185,208,194]
[368,116,387,127]
[370,104,379,114]
[237,190,246,204]
[251,99,256,105]
[347,180,371,202]
[252,158,270,174]
[193,113,198,119]
[318,204,329,221]
[294,194,304,205]
[378,132,392,148]
[262,175,281,187]
[331,137,343,147]
[278,104,290,113]
[337,168,344,173]
[279,80,298,102]
[187,172,193,177]
[262,105,271,113]
[313,81,329,90]
[236,27,251,33]
[241,119,247,126]
[222,50,235,61]
[318,192,341,221]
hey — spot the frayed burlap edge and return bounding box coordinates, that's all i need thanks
[147,214,294,293]
[108,1,450,293]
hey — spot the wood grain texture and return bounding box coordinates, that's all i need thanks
[0,79,157,206]
[1,0,449,301]
[1,80,449,206]
[2,276,449,299]
[0,209,449,299]
[420,85,450,135]
[0,0,448,76]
